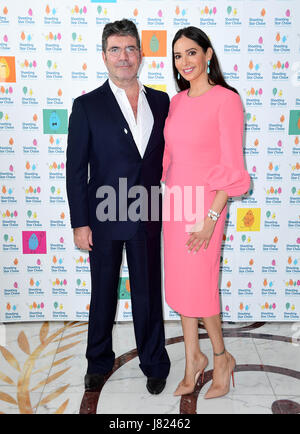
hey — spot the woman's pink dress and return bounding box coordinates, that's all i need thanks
[162,85,250,318]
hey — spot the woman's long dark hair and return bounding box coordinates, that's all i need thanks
[172,26,238,94]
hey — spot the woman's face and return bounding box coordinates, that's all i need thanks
[173,36,212,83]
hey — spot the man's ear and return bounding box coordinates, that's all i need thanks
[102,50,106,64]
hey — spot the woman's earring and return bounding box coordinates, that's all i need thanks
[177,72,180,80]
[207,60,211,74]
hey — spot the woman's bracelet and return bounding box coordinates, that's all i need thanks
[207,209,220,221]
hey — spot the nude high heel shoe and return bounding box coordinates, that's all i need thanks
[204,349,236,399]
[174,355,208,396]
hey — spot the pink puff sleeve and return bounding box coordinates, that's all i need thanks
[207,91,250,197]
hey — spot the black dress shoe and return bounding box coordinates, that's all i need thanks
[146,377,166,395]
[84,373,105,391]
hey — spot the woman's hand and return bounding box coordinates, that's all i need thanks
[186,216,217,253]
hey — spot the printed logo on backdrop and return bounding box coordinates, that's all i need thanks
[46,59,63,80]
[173,5,191,27]
[24,185,42,205]
[75,278,91,296]
[142,30,167,57]
[51,255,67,273]
[245,112,261,132]
[4,281,20,297]
[2,233,19,252]
[268,113,286,132]
[48,136,65,154]
[1,208,18,228]
[284,302,299,321]
[22,231,47,254]
[5,302,21,321]
[49,235,66,252]
[274,8,292,27]
[248,7,266,27]
[261,301,278,320]
[52,301,68,319]
[239,234,255,253]
[43,109,68,134]
[289,110,300,135]
[69,4,88,26]
[75,254,90,273]
[70,31,88,53]
[94,5,111,26]
[28,278,45,296]
[247,60,263,80]
[0,6,9,25]
[44,4,62,25]
[261,279,277,296]
[0,56,16,82]
[224,34,241,54]
[247,35,264,54]
[222,63,240,81]
[245,137,260,156]
[71,62,88,81]
[28,301,45,320]
[27,258,44,273]
[264,210,280,229]
[267,138,283,156]
[2,257,20,274]
[238,302,254,320]
[224,6,242,27]
[238,280,254,297]
[286,237,300,253]
[147,9,165,27]
[22,113,39,131]
[245,85,263,108]
[0,109,13,130]
[0,163,15,180]
[1,184,16,203]
[0,137,15,154]
[220,304,232,321]
[273,32,290,54]
[50,210,67,228]
[18,7,35,25]
[220,257,233,274]
[239,257,255,274]
[145,60,166,81]
[220,279,233,296]
[272,60,289,81]
[285,279,300,297]
[44,31,62,52]
[198,5,217,27]
[236,208,261,232]
[19,31,37,52]
[0,32,10,51]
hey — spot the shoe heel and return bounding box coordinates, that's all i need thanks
[231,371,235,388]
[201,369,205,385]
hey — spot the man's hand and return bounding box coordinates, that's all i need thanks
[73,226,93,251]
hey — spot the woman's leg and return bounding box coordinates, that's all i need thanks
[174,315,208,396]
[202,314,236,399]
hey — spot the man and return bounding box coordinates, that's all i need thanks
[66,19,170,395]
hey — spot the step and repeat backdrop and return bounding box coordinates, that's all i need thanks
[0,0,300,323]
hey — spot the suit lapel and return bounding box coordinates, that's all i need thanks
[143,86,158,159]
[100,80,159,160]
[101,80,141,159]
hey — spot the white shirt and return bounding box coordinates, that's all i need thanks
[108,78,154,158]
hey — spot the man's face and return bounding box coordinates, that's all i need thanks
[102,35,142,85]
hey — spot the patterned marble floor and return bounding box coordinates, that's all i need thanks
[0,320,299,414]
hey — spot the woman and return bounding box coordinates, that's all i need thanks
[162,27,250,399]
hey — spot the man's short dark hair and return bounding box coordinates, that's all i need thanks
[102,19,141,52]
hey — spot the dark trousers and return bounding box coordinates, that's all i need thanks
[86,224,170,379]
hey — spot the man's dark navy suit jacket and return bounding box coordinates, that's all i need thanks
[66,79,170,240]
